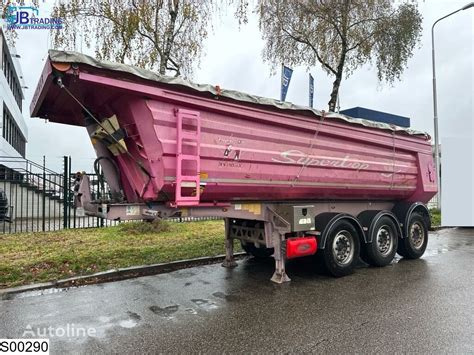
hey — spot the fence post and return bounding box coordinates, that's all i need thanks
[63,156,68,229]
[42,156,46,231]
[68,156,72,228]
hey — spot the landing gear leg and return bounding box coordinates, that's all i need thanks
[222,218,237,268]
[267,221,291,284]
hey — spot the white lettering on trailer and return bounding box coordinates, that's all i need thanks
[298,217,312,225]
[273,150,370,171]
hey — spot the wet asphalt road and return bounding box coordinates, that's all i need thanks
[1,228,473,354]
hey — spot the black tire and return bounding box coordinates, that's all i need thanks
[361,216,398,267]
[322,219,360,277]
[397,212,428,259]
[241,241,274,258]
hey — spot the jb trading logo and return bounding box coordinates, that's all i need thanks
[3,2,63,30]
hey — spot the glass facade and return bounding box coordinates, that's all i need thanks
[1,41,22,111]
[2,104,26,157]
[0,29,27,158]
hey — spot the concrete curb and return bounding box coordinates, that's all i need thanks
[0,228,449,299]
[0,252,247,299]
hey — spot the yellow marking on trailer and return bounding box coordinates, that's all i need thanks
[242,203,261,215]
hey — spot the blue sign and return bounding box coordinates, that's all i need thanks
[280,65,293,102]
[309,73,314,108]
[4,3,63,30]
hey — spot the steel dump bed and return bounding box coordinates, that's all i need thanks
[30,50,437,206]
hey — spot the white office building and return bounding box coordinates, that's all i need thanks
[0,27,27,158]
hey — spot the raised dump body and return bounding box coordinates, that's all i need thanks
[31,51,436,207]
[31,51,437,283]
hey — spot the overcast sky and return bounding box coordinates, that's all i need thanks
[11,0,474,172]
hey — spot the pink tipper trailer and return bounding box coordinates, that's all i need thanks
[30,51,437,282]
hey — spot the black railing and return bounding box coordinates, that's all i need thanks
[0,156,121,234]
[0,156,222,234]
[168,216,222,223]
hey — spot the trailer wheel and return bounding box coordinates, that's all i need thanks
[241,241,274,258]
[397,212,428,259]
[323,220,360,277]
[361,216,398,267]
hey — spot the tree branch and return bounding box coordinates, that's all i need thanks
[281,27,337,75]
[348,11,395,30]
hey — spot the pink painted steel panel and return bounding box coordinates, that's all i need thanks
[30,58,437,205]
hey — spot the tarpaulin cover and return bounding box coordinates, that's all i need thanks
[49,50,428,137]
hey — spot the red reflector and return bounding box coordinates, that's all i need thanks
[286,236,317,259]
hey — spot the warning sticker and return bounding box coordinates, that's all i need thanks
[234,203,261,215]
[126,206,140,216]
[242,203,261,215]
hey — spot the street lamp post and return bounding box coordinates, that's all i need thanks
[431,2,474,210]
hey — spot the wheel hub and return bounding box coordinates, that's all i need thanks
[410,222,424,249]
[332,231,354,266]
[376,226,393,256]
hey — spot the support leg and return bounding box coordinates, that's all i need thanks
[222,218,237,268]
[270,230,291,283]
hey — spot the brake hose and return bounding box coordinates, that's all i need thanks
[56,77,153,199]
[94,156,124,200]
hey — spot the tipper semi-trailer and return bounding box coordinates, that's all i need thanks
[30,50,437,283]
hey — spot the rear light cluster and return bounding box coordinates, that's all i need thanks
[286,236,318,259]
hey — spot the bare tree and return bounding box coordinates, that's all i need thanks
[51,0,214,77]
[254,0,423,111]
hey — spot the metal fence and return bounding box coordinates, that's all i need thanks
[168,216,222,223]
[427,195,439,210]
[0,156,121,234]
[0,156,222,234]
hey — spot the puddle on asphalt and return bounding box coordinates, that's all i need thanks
[8,286,83,300]
[149,305,179,319]
[93,313,140,337]
[387,232,474,263]
[388,244,455,264]
[148,297,224,319]
[170,270,197,279]
[127,311,141,321]
[191,298,218,310]
[422,247,450,258]
[37,311,142,344]
[97,312,141,332]
[119,319,138,328]
[212,291,239,302]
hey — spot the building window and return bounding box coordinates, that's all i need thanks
[1,39,22,112]
[2,104,26,157]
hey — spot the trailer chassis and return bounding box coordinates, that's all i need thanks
[76,193,430,283]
